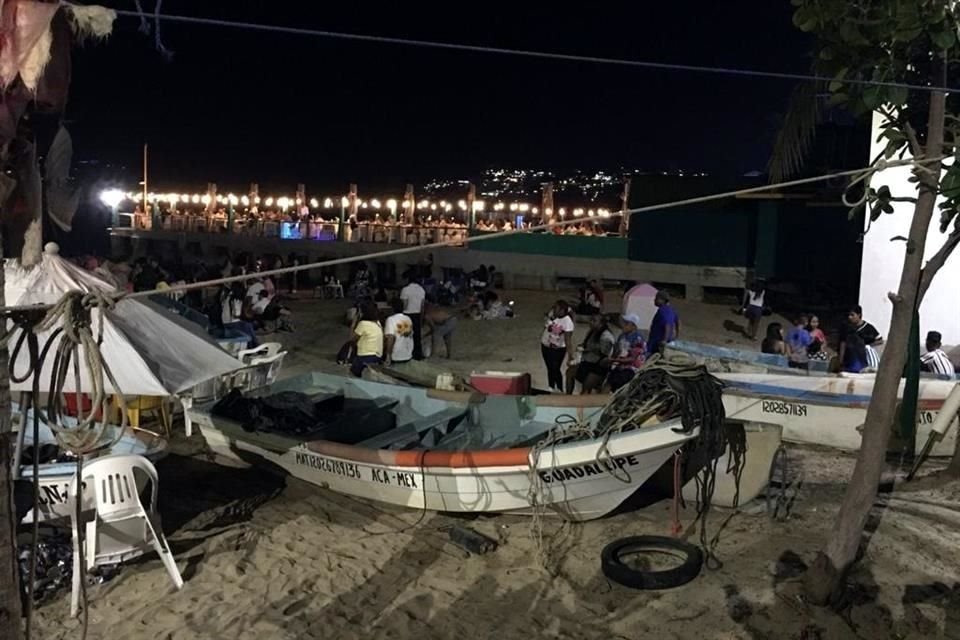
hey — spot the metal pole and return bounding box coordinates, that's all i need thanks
[142,143,149,216]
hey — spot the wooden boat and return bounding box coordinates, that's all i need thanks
[187,372,697,521]
[664,339,819,375]
[14,405,168,524]
[719,372,959,456]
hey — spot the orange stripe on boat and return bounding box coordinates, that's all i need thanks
[306,440,532,468]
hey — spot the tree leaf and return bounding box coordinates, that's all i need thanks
[863,85,885,110]
[887,84,909,106]
[931,28,956,49]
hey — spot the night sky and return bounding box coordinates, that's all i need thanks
[70,2,812,193]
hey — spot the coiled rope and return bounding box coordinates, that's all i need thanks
[525,354,738,571]
[3,289,129,640]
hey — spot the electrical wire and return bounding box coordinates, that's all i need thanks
[110,9,960,94]
[0,155,942,316]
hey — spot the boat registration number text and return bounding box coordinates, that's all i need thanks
[537,455,640,484]
[294,451,419,488]
[761,400,808,417]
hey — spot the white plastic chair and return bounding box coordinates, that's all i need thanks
[70,455,183,617]
[248,351,286,387]
[237,342,282,364]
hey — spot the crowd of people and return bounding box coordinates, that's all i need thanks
[541,290,680,394]
[754,301,955,376]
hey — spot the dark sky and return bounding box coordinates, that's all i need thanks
[70,2,812,193]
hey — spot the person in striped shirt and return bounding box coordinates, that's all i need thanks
[921,331,956,377]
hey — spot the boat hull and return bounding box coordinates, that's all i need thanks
[190,378,696,522]
[720,373,958,456]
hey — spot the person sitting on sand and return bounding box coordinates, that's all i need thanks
[566,314,615,394]
[761,323,786,356]
[839,305,882,370]
[606,314,646,392]
[842,333,868,373]
[424,299,458,359]
[252,290,294,333]
[921,330,955,376]
[349,301,383,377]
[785,315,812,367]
[576,280,604,316]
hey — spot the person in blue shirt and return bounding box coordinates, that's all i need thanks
[646,290,680,356]
[785,314,812,367]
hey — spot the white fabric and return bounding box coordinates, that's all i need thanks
[5,250,243,395]
[246,282,265,301]
[541,315,575,348]
[865,345,880,369]
[384,312,415,362]
[747,290,765,307]
[400,283,425,314]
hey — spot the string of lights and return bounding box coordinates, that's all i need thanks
[99,189,614,219]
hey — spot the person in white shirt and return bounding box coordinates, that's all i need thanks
[383,299,415,366]
[399,272,426,360]
[921,331,956,377]
[540,300,576,392]
[245,279,265,304]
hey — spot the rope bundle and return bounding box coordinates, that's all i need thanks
[5,289,128,455]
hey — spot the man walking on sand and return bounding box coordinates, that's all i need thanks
[646,290,679,356]
[400,271,426,360]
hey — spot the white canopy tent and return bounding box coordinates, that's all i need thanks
[5,244,243,396]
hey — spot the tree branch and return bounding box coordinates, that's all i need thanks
[918,228,960,302]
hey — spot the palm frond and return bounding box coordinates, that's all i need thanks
[767,81,822,184]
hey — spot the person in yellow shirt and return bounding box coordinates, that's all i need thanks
[350,301,384,377]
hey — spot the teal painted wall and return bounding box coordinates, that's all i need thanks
[469,232,628,259]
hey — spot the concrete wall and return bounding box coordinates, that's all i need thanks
[109,229,746,300]
[860,111,959,342]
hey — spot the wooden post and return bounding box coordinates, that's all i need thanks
[619,177,632,236]
[338,196,346,241]
[467,183,476,230]
[206,182,217,215]
[349,184,358,241]
[542,182,554,224]
[296,183,307,217]
[142,143,148,220]
[404,184,415,225]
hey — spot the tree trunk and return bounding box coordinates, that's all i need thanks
[804,87,947,605]
[0,233,24,637]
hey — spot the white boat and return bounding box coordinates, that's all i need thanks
[719,372,959,456]
[187,372,697,521]
[14,406,167,524]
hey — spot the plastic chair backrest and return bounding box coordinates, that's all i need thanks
[77,454,159,520]
[248,351,286,386]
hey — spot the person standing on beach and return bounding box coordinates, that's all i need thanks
[383,298,415,367]
[400,271,426,360]
[541,300,575,392]
[350,301,383,377]
[646,290,679,356]
[741,279,766,340]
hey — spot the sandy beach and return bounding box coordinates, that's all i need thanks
[32,288,960,639]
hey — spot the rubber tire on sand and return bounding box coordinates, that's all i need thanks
[601,535,703,590]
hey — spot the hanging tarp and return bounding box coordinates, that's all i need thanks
[5,244,243,395]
